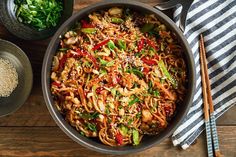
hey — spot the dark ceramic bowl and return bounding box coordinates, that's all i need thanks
[0,39,33,117]
[42,1,196,155]
[0,0,74,40]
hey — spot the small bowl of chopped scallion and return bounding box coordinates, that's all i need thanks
[0,0,74,40]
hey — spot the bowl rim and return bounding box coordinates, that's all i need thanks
[42,0,196,155]
[0,39,33,117]
[0,0,74,40]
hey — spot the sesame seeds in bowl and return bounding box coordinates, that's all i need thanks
[0,58,18,97]
[0,39,33,117]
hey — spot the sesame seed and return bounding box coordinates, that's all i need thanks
[0,58,18,97]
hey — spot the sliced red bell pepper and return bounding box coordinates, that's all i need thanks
[154,54,159,60]
[141,57,157,65]
[52,82,61,87]
[59,55,67,69]
[146,39,158,50]
[115,132,123,145]
[92,39,110,51]
[143,67,149,74]
[81,20,94,28]
[116,75,121,84]
[96,87,104,94]
[75,48,99,69]
[137,39,145,52]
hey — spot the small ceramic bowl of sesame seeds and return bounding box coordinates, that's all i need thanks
[0,39,33,117]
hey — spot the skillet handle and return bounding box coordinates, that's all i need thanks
[155,0,193,32]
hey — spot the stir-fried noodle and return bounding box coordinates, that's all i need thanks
[50,7,187,146]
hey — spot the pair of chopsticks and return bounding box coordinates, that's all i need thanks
[199,34,221,157]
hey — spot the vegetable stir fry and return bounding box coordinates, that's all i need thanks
[51,7,187,146]
[14,0,63,30]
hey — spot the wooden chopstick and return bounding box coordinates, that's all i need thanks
[199,35,213,157]
[199,34,221,157]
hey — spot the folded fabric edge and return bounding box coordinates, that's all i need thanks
[171,104,235,149]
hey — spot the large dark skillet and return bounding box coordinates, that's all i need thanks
[42,0,196,155]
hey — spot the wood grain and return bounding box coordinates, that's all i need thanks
[0,126,235,157]
[0,0,235,157]
[0,0,235,127]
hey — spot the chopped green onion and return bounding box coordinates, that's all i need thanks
[149,47,156,56]
[14,0,63,31]
[160,78,165,84]
[134,52,141,57]
[128,119,133,125]
[87,122,97,132]
[141,23,154,33]
[99,69,107,75]
[132,129,139,145]
[111,17,124,24]
[111,88,116,97]
[148,81,153,94]
[153,90,160,97]
[76,112,100,120]
[126,68,143,78]
[92,85,98,98]
[118,39,126,50]
[84,61,91,67]
[158,60,178,88]
[105,105,110,115]
[128,97,140,106]
[81,28,97,34]
[99,58,115,67]
[107,40,116,50]
[80,131,85,136]
[120,125,128,136]
[106,60,115,67]
[59,48,69,51]
[99,58,108,65]
[136,112,142,118]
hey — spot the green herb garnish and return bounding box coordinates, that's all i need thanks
[141,23,154,33]
[132,129,139,145]
[158,60,178,88]
[118,39,126,50]
[14,0,63,31]
[59,48,69,51]
[80,131,85,136]
[128,119,133,125]
[81,28,97,34]
[75,111,99,120]
[126,68,143,78]
[111,88,116,97]
[120,125,128,136]
[87,122,97,132]
[148,81,153,94]
[107,40,116,50]
[136,112,142,118]
[128,96,140,106]
[111,17,124,24]
[153,90,160,97]
[106,60,115,66]
[99,58,115,67]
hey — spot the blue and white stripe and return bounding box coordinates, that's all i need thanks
[205,120,213,157]
[168,0,236,149]
[210,113,220,152]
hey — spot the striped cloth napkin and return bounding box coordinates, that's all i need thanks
[168,0,236,149]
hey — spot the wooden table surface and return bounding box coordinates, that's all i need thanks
[0,0,235,156]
